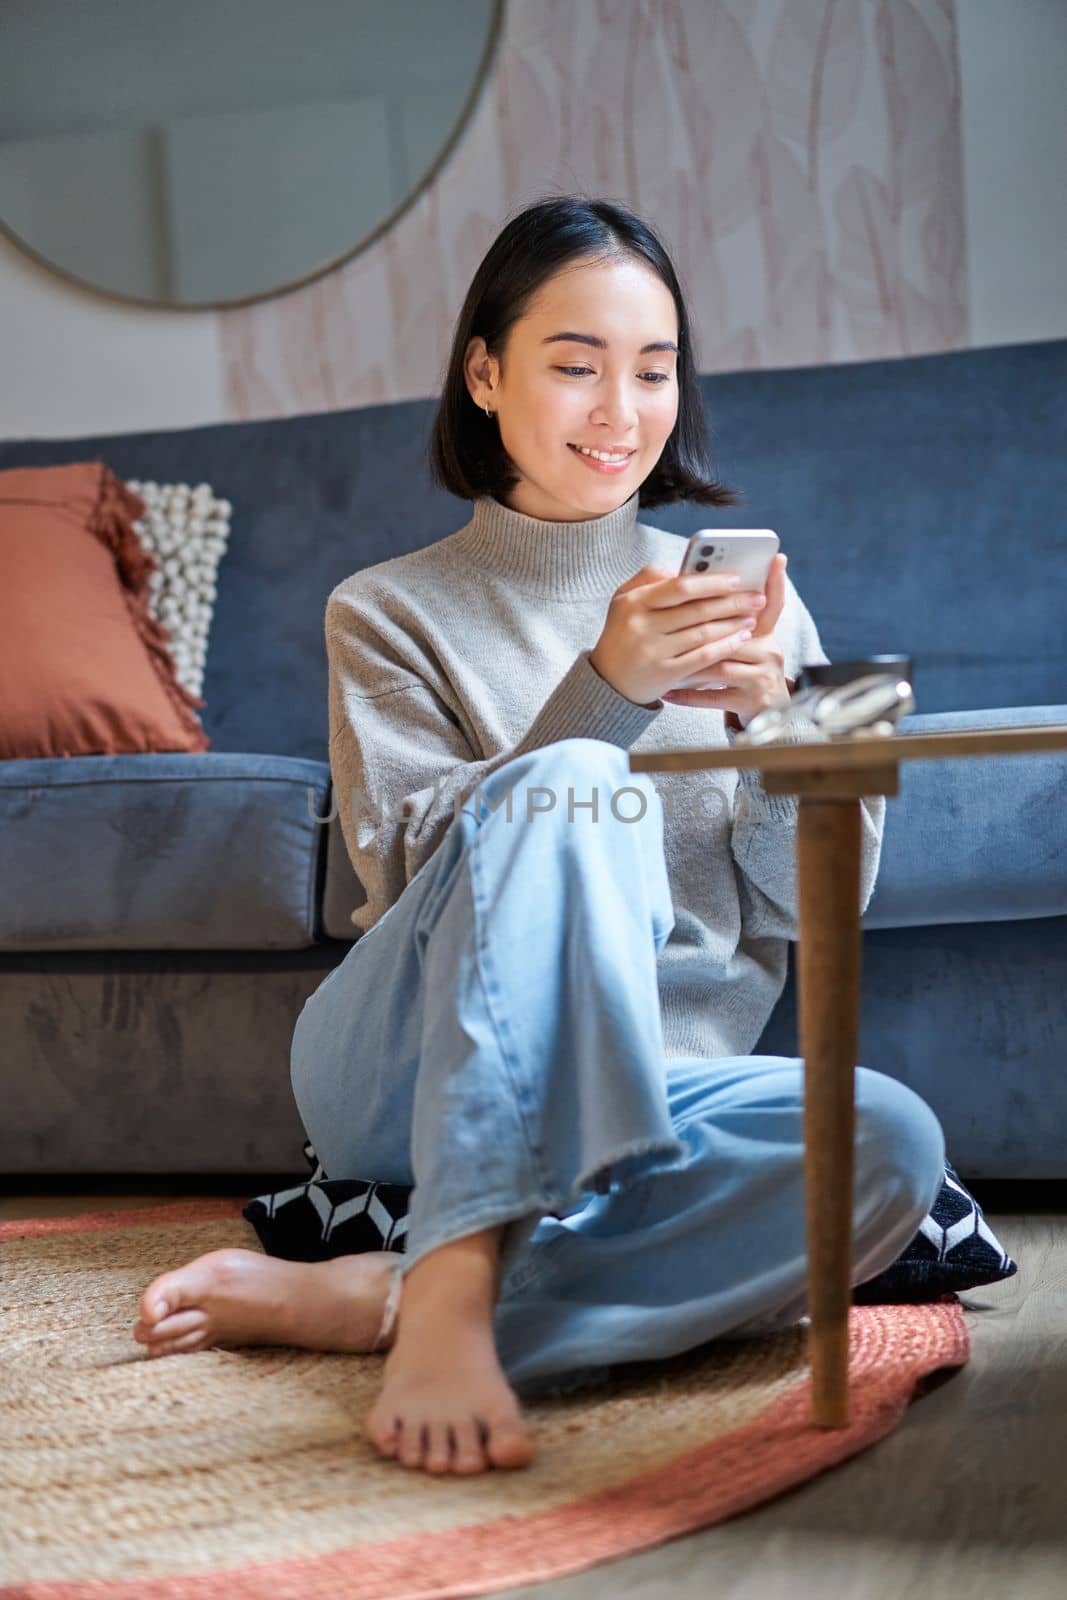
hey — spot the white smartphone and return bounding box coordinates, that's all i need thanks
[675,529,781,694]
[678,528,780,589]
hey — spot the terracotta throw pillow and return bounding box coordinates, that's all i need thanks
[0,461,210,760]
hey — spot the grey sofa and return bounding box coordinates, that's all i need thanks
[2,338,1065,1179]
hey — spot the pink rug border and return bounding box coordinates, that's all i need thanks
[1,1204,971,1600]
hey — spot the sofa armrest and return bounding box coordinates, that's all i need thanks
[863,705,1067,929]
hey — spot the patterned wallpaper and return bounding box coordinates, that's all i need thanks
[220,0,966,423]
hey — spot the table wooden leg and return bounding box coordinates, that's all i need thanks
[796,797,863,1428]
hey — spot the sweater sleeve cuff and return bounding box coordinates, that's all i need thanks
[516,649,663,754]
[726,712,818,822]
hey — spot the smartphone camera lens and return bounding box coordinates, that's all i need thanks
[700,544,715,558]
[694,560,709,571]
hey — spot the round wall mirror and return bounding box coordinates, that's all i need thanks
[0,0,503,310]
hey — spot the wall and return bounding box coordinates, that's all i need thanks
[957,0,1067,350]
[2,0,1064,441]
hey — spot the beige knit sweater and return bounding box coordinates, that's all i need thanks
[325,489,885,1060]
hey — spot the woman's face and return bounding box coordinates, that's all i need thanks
[465,256,681,522]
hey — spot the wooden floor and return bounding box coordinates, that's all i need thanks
[2,1186,1062,1600]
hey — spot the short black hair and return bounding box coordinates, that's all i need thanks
[429,194,744,512]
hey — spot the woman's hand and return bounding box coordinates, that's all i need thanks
[661,554,792,726]
[589,560,771,708]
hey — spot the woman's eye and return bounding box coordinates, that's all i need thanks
[556,366,670,383]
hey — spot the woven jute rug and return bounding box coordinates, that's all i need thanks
[0,1201,970,1600]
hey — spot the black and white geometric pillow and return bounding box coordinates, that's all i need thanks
[242,1141,410,1262]
[851,1162,1017,1303]
[244,1147,1017,1304]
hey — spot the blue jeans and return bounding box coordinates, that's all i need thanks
[291,738,946,1399]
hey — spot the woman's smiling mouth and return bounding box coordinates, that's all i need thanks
[568,443,637,472]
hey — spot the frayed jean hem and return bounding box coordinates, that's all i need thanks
[398,1194,555,1282]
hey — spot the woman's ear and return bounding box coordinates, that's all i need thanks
[464,336,495,409]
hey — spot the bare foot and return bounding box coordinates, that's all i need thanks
[364,1229,534,1476]
[132,1248,403,1358]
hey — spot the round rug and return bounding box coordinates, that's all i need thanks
[0,1201,970,1599]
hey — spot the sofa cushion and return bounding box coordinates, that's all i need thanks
[864,705,1067,929]
[0,752,330,951]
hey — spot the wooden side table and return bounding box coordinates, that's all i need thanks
[631,722,1067,1427]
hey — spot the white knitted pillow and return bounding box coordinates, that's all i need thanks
[126,480,231,702]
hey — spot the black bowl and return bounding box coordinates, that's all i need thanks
[796,654,913,692]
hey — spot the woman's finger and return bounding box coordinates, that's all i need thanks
[754,555,787,636]
[663,686,741,708]
[675,659,759,690]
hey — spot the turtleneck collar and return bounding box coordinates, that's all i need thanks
[451,490,650,599]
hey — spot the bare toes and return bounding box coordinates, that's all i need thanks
[422,1423,453,1474]
[145,1328,209,1359]
[451,1418,487,1474]
[365,1410,399,1458]
[398,1422,426,1469]
[138,1274,181,1328]
[485,1414,534,1470]
[137,1309,208,1345]
[137,1248,257,1331]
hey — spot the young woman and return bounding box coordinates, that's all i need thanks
[132,197,946,1478]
